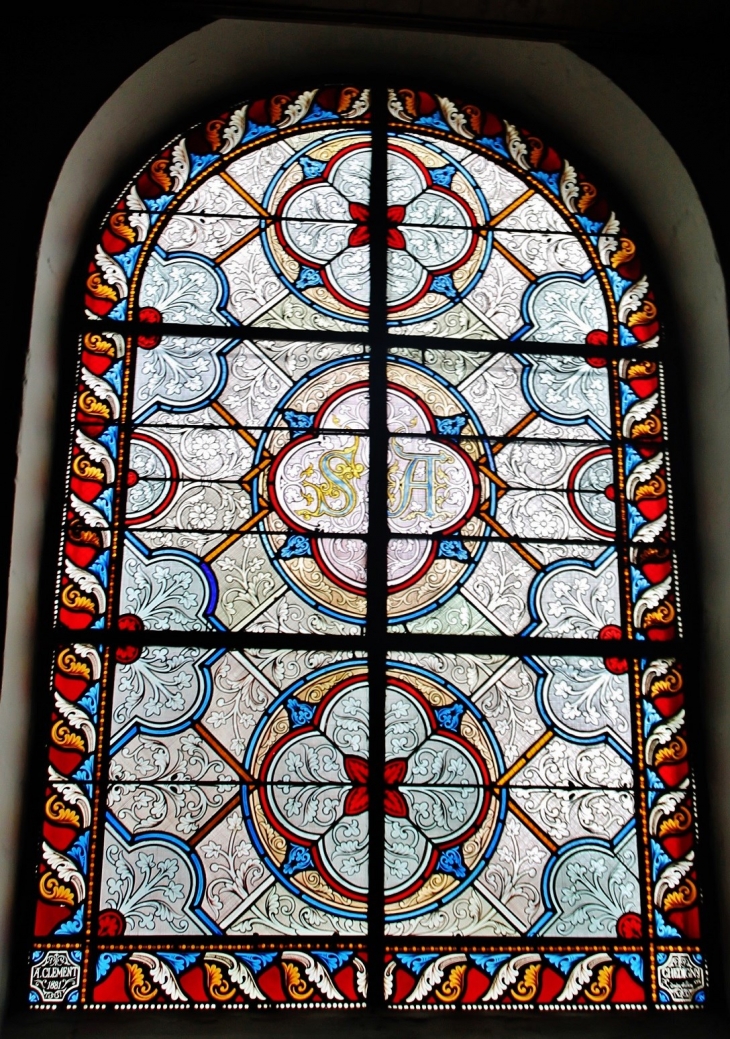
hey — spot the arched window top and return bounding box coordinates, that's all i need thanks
[27,85,706,1014]
[85,84,659,349]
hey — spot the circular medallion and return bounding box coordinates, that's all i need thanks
[255,357,494,625]
[125,434,178,525]
[567,447,615,538]
[260,133,491,326]
[241,662,504,922]
[383,666,504,919]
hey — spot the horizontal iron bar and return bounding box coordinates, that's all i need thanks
[136,208,625,238]
[82,321,366,343]
[90,936,367,949]
[81,321,661,358]
[109,529,660,546]
[124,423,668,449]
[117,476,631,494]
[98,780,636,790]
[386,336,660,358]
[51,628,681,657]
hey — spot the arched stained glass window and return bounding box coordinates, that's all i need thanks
[27,85,707,1012]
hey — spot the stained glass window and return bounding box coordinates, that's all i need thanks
[26,85,707,1013]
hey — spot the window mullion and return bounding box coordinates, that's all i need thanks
[366,86,389,1010]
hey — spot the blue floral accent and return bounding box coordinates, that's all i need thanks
[67,990,80,1003]
[89,550,109,586]
[431,165,456,188]
[314,950,352,971]
[654,908,681,938]
[477,135,509,159]
[631,566,650,599]
[28,991,40,1003]
[285,698,316,728]
[107,300,127,321]
[605,268,631,302]
[544,953,584,975]
[68,831,89,872]
[283,410,315,431]
[105,359,123,395]
[643,703,663,737]
[437,847,467,879]
[437,539,470,562]
[471,953,511,974]
[435,415,467,436]
[79,682,100,719]
[96,951,126,983]
[73,756,94,782]
[623,444,642,474]
[281,534,313,559]
[416,112,450,132]
[190,153,219,178]
[158,951,199,972]
[435,703,465,732]
[576,215,604,236]
[431,273,458,299]
[620,381,639,413]
[95,486,114,523]
[147,194,174,213]
[243,122,276,144]
[306,104,339,123]
[99,425,118,456]
[296,267,324,290]
[650,838,671,876]
[300,156,327,179]
[238,951,278,973]
[627,503,645,538]
[115,245,142,279]
[282,844,314,875]
[56,906,84,935]
[397,952,438,973]
[615,952,644,981]
[531,169,560,196]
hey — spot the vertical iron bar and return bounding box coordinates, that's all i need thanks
[367,85,388,1011]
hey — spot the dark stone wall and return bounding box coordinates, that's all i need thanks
[2,10,727,1030]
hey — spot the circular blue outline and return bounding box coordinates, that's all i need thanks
[253,355,497,627]
[240,659,369,920]
[239,658,509,923]
[386,130,493,327]
[260,130,371,326]
[383,660,507,921]
[260,128,495,327]
[253,354,371,626]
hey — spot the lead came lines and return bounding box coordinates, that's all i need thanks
[31,83,703,1013]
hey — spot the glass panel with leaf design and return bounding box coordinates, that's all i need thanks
[25,85,704,1016]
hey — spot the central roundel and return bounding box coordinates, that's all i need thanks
[257,358,491,626]
[262,132,490,325]
[242,663,503,921]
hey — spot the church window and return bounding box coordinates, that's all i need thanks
[27,85,706,1012]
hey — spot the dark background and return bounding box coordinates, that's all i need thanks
[2,3,728,1026]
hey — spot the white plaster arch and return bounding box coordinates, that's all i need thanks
[1,17,728,1023]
